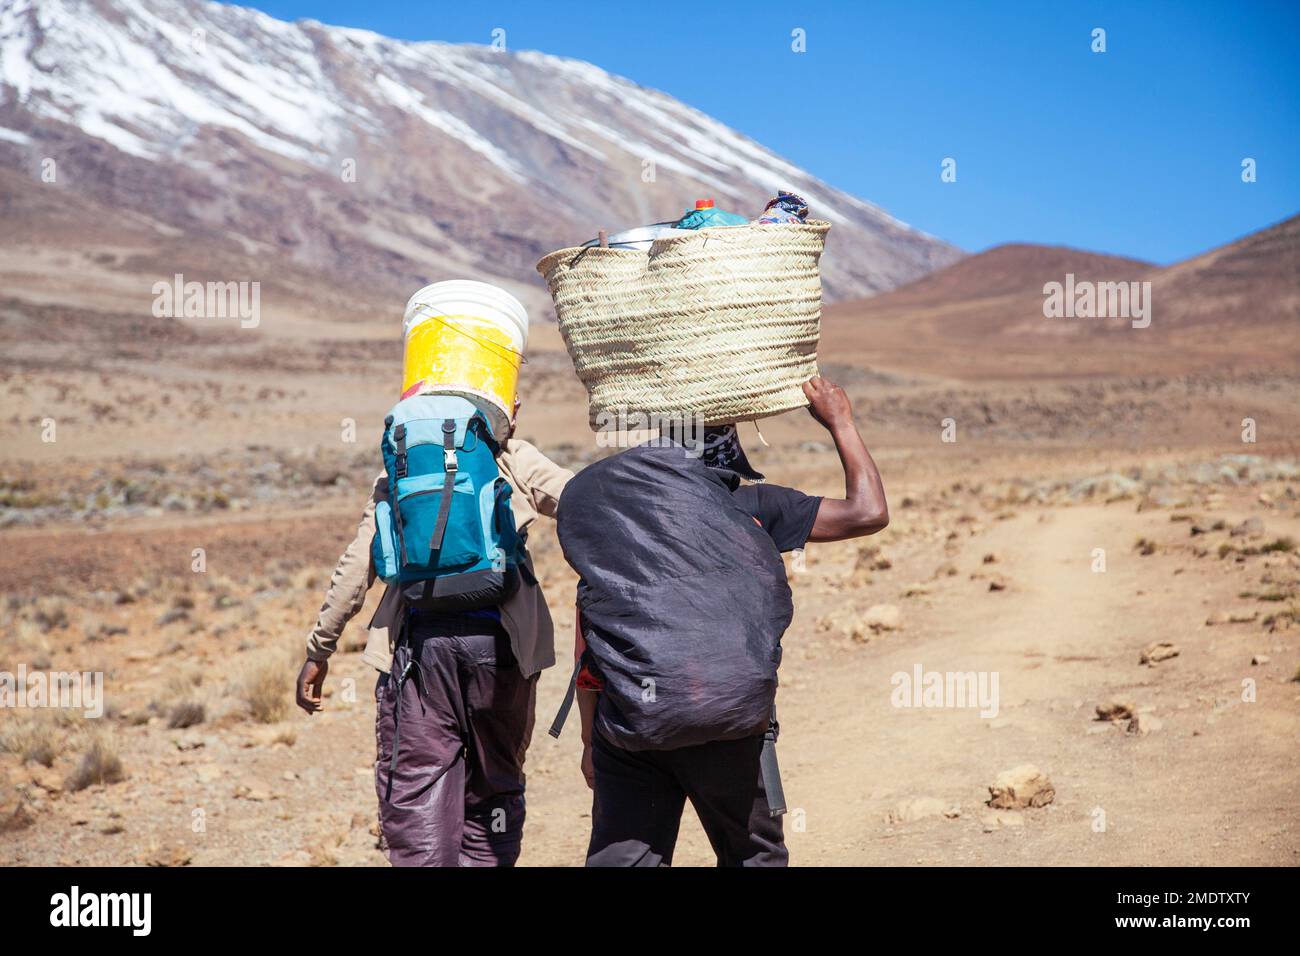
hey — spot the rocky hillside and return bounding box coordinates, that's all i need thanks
[0,0,961,318]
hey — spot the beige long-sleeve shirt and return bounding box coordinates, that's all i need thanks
[305,438,573,677]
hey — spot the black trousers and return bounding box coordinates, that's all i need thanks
[585,729,788,867]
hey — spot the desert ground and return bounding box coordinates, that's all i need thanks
[2,278,1299,867]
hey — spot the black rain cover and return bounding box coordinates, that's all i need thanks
[557,442,793,751]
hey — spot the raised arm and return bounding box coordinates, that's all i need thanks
[802,376,889,541]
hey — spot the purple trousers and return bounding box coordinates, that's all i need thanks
[374,614,537,867]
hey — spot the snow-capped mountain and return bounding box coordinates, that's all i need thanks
[0,0,960,315]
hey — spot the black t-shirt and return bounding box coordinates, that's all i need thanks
[731,482,822,553]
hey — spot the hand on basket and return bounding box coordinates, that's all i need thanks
[803,376,853,431]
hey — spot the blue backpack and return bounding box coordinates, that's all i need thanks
[371,394,523,611]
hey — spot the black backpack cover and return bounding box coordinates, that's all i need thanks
[556,442,793,751]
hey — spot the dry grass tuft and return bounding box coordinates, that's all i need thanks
[0,715,61,766]
[155,672,206,729]
[237,652,293,724]
[0,782,35,833]
[64,733,125,792]
[167,700,207,729]
[2,618,54,670]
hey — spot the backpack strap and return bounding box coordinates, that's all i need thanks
[383,616,421,803]
[759,708,786,817]
[547,660,581,739]
[428,418,458,555]
[391,422,409,566]
[393,422,408,479]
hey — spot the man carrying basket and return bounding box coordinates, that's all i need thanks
[557,375,888,866]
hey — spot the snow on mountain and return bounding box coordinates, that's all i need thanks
[0,0,961,312]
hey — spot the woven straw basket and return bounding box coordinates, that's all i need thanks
[536,220,830,429]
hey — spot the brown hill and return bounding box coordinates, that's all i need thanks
[822,215,1300,379]
[873,243,1153,307]
[1147,213,1300,328]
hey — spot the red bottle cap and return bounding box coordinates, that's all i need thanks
[695,198,714,209]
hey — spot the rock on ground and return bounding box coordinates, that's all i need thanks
[988,764,1056,809]
[1095,700,1136,722]
[1127,713,1163,735]
[863,604,902,632]
[1140,641,1180,665]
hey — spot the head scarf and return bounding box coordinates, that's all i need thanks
[658,420,764,481]
[699,425,764,481]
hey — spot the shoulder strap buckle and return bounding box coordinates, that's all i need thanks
[442,419,458,472]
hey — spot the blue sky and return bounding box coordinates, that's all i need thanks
[237,0,1299,264]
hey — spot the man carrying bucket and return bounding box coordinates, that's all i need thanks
[557,375,888,866]
[294,281,573,867]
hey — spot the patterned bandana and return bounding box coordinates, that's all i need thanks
[699,425,764,481]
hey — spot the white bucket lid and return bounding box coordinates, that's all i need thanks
[403,280,529,352]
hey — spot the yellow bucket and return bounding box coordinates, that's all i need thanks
[401,281,529,440]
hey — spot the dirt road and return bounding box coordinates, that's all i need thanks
[522,502,1298,866]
